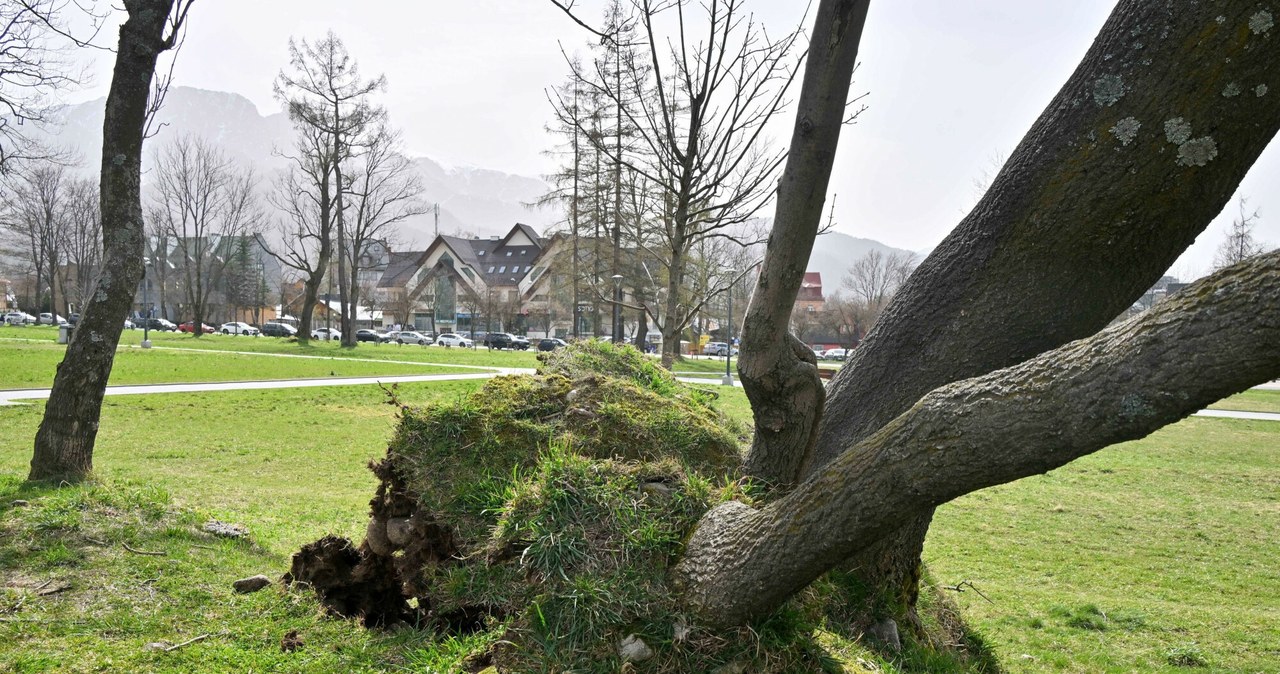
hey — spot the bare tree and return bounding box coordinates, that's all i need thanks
[267,124,336,342]
[58,176,100,314]
[0,0,100,173]
[840,249,915,333]
[1,162,69,315]
[615,0,801,366]
[340,125,425,344]
[31,0,194,482]
[274,31,385,348]
[1213,198,1265,271]
[150,135,260,335]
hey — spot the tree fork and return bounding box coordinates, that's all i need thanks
[802,0,1280,630]
[29,0,181,482]
[676,250,1280,626]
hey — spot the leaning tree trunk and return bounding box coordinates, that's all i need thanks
[30,0,179,482]
[725,0,1280,630]
[739,0,870,485]
[678,251,1280,626]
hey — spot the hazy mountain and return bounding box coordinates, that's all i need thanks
[806,232,923,293]
[37,87,913,268]
[40,87,557,247]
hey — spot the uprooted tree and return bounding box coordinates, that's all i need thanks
[289,0,1280,666]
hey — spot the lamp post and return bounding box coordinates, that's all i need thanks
[611,274,624,343]
[722,270,737,386]
[141,259,152,349]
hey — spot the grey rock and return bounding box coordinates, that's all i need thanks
[712,662,747,674]
[639,481,674,497]
[144,641,170,651]
[365,518,392,556]
[385,517,413,547]
[232,575,271,594]
[618,634,655,663]
[566,388,581,402]
[203,520,249,538]
[866,617,901,652]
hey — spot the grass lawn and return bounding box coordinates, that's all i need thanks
[0,340,475,390]
[1208,388,1280,414]
[0,335,1275,671]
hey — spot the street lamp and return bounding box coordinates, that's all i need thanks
[142,258,152,349]
[611,274,624,343]
[722,270,737,386]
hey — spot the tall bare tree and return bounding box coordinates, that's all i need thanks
[30,0,194,482]
[267,124,335,342]
[150,135,259,334]
[1213,198,1265,270]
[340,125,425,343]
[840,249,915,333]
[274,31,385,348]
[58,176,100,314]
[2,162,69,315]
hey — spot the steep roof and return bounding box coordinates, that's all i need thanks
[378,251,427,288]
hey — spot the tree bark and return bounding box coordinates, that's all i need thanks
[30,0,178,482]
[799,0,1280,629]
[739,0,870,485]
[676,250,1280,626]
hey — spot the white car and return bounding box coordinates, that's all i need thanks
[37,313,68,326]
[4,311,36,325]
[394,330,432,345]
[220,321,260,336]
[821,348,848,361]
[311,327,341,341]
[434,332,473,348]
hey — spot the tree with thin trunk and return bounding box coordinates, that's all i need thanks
[840,249,915,334]
[1213,198,1266,271]
[2,162,69,316]
[274,31,385,349]
[150,135,259,335]
[59,177,101,315]
[341,124,425,335]
[684,0,1280,632]
[29,0,193,483]
[266,124,335,343]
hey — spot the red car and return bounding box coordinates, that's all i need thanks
[179,321,215,334]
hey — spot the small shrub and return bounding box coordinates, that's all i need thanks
[1166,643,1208,667]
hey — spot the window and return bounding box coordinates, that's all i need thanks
[505,251,512,257]
[477,250,485,256]
[498,266,506,273]
[488,266,495,273]
[525,266,531,273]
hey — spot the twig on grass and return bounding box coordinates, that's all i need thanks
[122,542,165,557]
[33,579,53,592]
[942,580,994,604]
[164,633,209,651]
[83,537,109,546]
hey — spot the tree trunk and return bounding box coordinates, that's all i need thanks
[677,251,1280,626]
[30,0,178,482]
[739,0,869,486]
[801,0,1280,631]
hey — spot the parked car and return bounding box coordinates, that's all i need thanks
[355,329,384,343]
[538,338,568,351]
[512,335,531,350]
[260,322,298,337]
[220,321,259,336]
[179,321,215,334]
[434,332,473,348]
[137,317,177,331]
[394,330,432,345]
[123,318,135,330]
[484,332,527,350]
[821,348,848,361]
[37,313,68,326]
[4,311,35,325]
[311,327,341,341]
[703,341,734,357]
[67,312,81,327]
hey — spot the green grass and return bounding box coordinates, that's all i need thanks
[1208,388,1280,414]
[0,340,474,389]
[926,416,1280,673]
[0,332,1275,671]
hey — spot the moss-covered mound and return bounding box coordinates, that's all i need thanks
[286,342,999,672]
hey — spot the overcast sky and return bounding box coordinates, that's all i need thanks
[67,0,1279,279]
